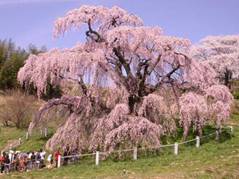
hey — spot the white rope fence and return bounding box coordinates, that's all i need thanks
[55,126,234,167]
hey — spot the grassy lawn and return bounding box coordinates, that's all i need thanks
[16,134,50,152]
[0,125,238,178]
[0,127,50,152]
[0,127,25,151]
[2,129,239,178]
[0,102,239,178]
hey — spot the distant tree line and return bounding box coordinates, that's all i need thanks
[0,40,46,129]
[0,39,46,90]
[0,39,64,129]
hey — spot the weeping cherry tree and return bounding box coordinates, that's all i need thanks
[18,5,233,153]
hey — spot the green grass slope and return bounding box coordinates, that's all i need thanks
[2,127,239,178]
[0,103,239,178]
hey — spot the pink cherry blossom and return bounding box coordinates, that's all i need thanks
[18,5,234,152]
[192,35,239,87]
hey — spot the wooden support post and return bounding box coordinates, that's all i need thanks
[57,155,61,168]
[95,151,99,166]
[133,147,137,160]
[216,130,219,141]
[196,136,200,148]
[26,132,29,140]
[229,126,233,134]
[18,138,22,145]
[44,128,48,137]
[174,143,178,155]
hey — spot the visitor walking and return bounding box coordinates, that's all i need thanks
[63,145,70,166]
[0,153,5,173]
[54,148,61,168]
[39,149,46,168]
[3,153,10,174]
[47,153,53,168]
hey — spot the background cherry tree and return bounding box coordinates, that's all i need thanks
[179,85,233,140]
[18,5,233,153]
[191,35,239,88]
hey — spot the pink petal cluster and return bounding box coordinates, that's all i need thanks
[179,85,234,139]
[179,92,208,138]
[18,47,106,97]
[205,85,233,128]
[89,103,129,150]
[184,60,218,90]
[192,35,239,84]
[54,5,143,37]
[138,94,176,134]
[205,85,233,104]
[104,116,162,153]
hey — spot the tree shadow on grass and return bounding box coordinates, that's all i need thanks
[161,125,232,147]
[201,125,232,144]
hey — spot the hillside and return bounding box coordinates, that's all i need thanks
[0,101,238,178]
[1,126,239,178]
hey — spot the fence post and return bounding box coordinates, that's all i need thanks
[44,128,48,137]
[95,151,100,166]
[174,142,178,155]
[26,132,29,140]
[18,138,22,145]
[229,126,233,134]
[216,130,219,141]
[40,129,43,136]
[133,147,137,160]
[196,136,200,148]
[57,155,61,168]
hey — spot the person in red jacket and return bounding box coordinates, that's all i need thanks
[0,153,5,173]
[54,148,61,168]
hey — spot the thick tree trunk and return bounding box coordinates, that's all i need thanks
[3,120,9,127]
[196,118,203,137]
[183,128,189,141]
[215,127,222,141]
[128,94,140,114]
[224,69,232,89]
[196,127,202,137]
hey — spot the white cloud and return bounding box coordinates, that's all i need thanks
[0,0,80,6]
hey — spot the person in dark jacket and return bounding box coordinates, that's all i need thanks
[4,153,10,174]
[63,145,70,166]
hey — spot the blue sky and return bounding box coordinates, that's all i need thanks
[0,0,238,49]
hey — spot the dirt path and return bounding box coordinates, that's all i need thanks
[1,139,21,152]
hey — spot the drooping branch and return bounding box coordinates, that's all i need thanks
[104,116,163,153]
[28,95,91,134]
[179,92,208,140]
[52,69,88,96]
[90,103,130,150]
[138,94,176,134]
[45,113,88,152]
[86,19,104,42]
[54,5,143,38]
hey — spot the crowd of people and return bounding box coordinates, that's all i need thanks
[0,145,75,174]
